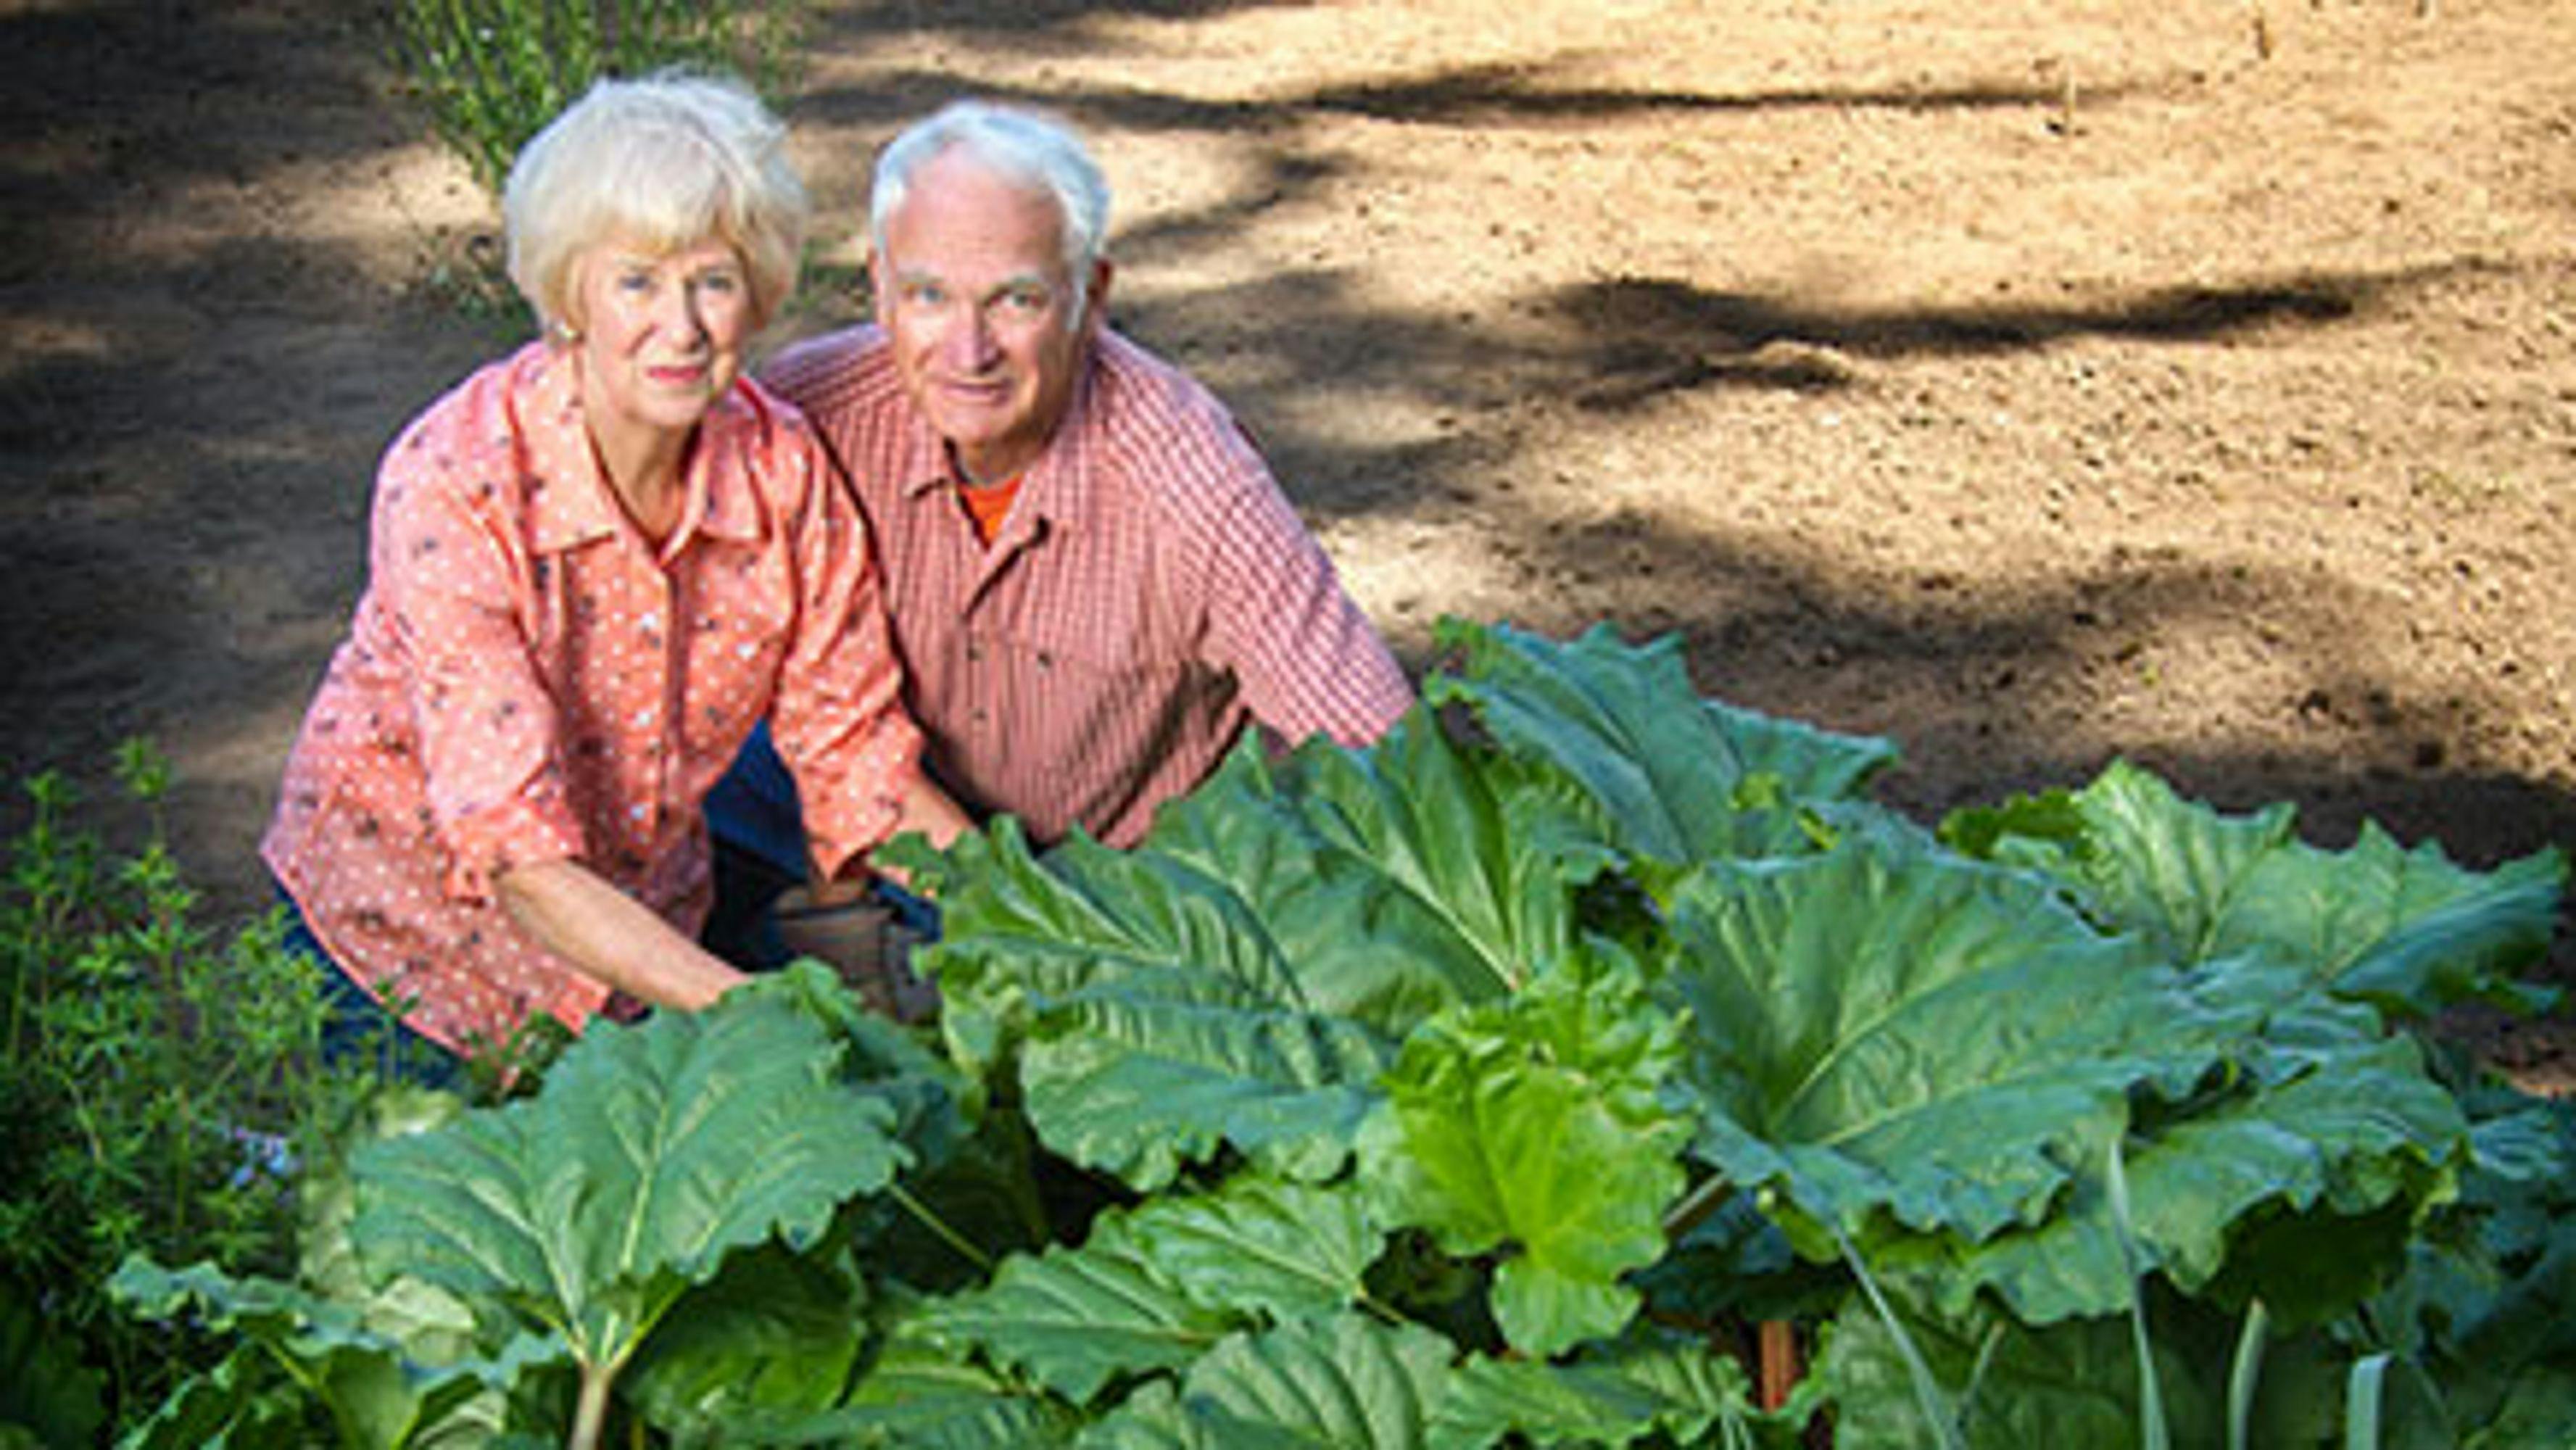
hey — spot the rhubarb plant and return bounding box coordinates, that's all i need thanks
[114,618,2572,1447]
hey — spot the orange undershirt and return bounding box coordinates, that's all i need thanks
[958,476,1022,546]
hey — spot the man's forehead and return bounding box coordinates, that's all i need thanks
[885,257,1064,289]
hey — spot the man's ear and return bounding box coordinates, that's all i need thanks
[1082,257,1115,329]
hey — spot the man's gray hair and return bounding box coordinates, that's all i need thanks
[870,100,1111,301]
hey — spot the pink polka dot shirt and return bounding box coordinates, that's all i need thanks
[263,342,922,1056]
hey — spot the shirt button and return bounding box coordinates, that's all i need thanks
[966,642,982,663]
[971,708,987,726]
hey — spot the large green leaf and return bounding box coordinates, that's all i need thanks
[916,1213,1237,1404]
[911,815,1404,1190]
[1149,721,1615,1013]
[108,1256,522,1449]
[728,1307,1080,1448]
[1885,968,2467,1327]
[1665,834,2472,1327]
[1427,618,1899,867]
[1820,1288,2220,1450]
[918,1174,1387,1409]
[1945,761,2567,1019]
[914,819,1314,1081]
[1357,948,1691,1356]
[2367,1087,2576,1440]
[1664,838,2213,1252]
[351,994,908,1380]
[1018,991,1393,1190]
[1082,1312,1457,1450]
[1430,1328,1784,1450]
[1117,1173,1386,1325]
[618,1239,872,1438]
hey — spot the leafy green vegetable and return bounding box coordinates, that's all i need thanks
[1357,946,1691,1356]
[115,618,2572,1449]
[352,990,910,1446]
[1082,1311,1454,1449]
[107,1256,521,1449]
[1433,1328,1785,1449]
[1942,761,2567,1019]
[918,1213,1234,1404]
[1662,837,2210,1253]
[1428,618,1900,869]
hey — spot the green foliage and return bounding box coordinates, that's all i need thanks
[386,0,808,326]
[0,745,389,1438]
[109,620,2576,1446]
[389,0,807,194]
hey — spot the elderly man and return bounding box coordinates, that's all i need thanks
[705,99,1413,977]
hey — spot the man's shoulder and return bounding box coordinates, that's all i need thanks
[1080,329,1263,484]
[1089,328,1230,425]
[762,325,901,418]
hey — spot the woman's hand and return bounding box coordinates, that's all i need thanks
[863,771,977,896]
[496,858,748,1011]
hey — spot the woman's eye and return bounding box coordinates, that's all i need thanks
[698,270,742,295]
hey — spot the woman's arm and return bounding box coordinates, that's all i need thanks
[803,769,974,905]
[496,858,747,1011]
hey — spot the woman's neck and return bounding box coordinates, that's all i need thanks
[578,368,691,542]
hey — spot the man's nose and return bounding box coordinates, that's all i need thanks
[945,304,998,368]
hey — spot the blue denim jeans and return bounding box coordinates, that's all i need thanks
[275,884,463,1090]
[700,722,943,971]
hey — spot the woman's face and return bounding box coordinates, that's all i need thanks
[568,234,754,454]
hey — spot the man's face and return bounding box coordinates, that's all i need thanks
[872,149,1111,484]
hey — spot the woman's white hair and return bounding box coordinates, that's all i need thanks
[869,100,1111,307]
[505,70,808,336]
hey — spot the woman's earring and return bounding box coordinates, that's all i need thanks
[550,318,581,345]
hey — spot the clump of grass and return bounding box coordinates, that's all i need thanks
[391,0,807,191]
[388,0,808,315]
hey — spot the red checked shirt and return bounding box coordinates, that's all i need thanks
[763,325,1413,849]
[263,342,921,1055]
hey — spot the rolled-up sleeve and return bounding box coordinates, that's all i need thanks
[1186,423,1415,750]
[764,436,923,882]
[369,450,586,902]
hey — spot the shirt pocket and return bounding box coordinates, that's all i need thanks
[972,621,1204,755]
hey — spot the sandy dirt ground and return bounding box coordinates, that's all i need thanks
[4,0,2569,1084]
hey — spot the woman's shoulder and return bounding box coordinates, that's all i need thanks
[389,342,558,466]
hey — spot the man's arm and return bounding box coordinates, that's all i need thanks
[1192,434,1415,749]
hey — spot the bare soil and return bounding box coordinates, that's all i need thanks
[5,1,2569,1085]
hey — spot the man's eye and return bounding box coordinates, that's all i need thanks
[1001,289,1049,312]
[903,283,947,307]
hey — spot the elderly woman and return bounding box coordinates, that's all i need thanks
[262,70,968,1066]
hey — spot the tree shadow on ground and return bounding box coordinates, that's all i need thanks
[1447,499,2576,961]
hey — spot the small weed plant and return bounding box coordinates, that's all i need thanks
[0,743,392,1443]
[391,0,807,193]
